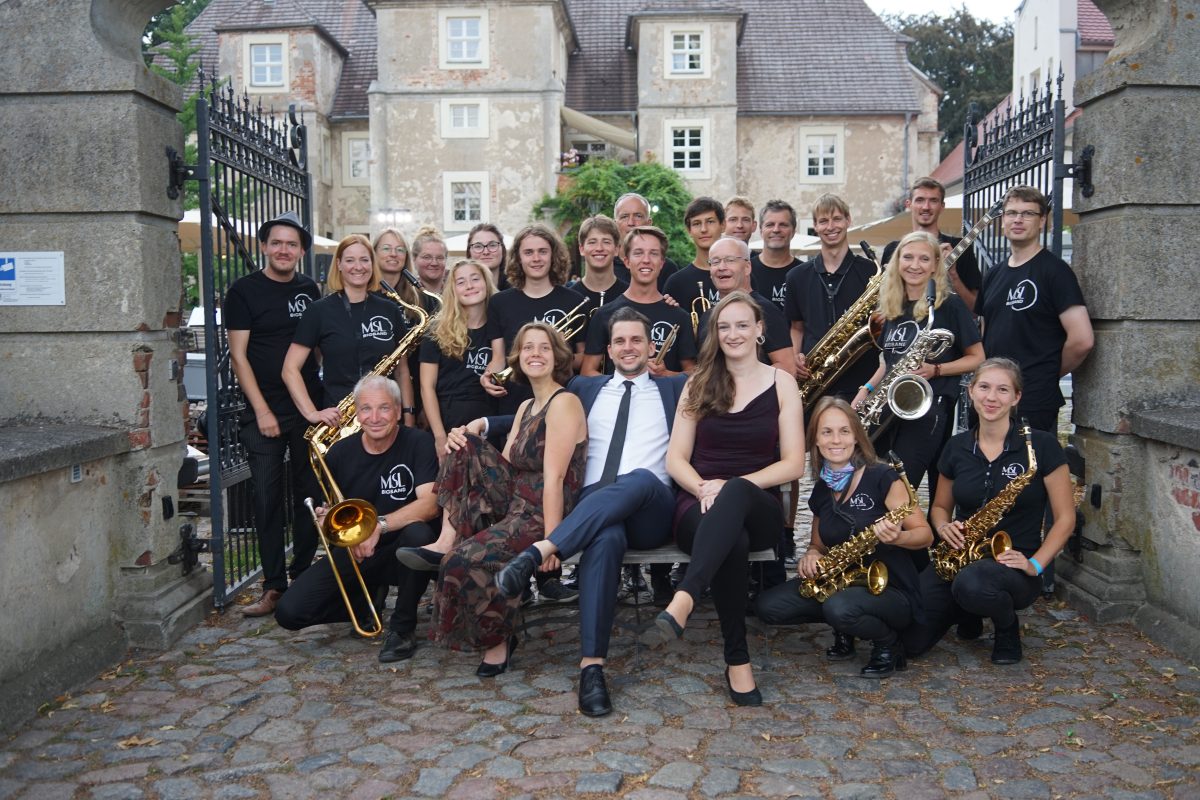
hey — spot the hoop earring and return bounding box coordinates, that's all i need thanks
[756,334,766,345]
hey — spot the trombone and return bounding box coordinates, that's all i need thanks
[689,281,711,336]
[487,297,591,385]
[304,445,384,638]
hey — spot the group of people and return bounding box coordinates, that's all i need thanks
[222,177,1092,716]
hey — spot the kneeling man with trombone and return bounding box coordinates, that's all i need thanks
[275,375,440,663]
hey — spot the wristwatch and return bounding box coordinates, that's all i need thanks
[402,406,416,416]
[378,515,389,534]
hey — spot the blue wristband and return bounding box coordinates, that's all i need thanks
[1028,556,1043,575]
[863,382,875,393]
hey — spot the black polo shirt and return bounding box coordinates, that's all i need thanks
[584,295,696,373]
[880,294,981,397]
[882,232,981,293]
[937,422,1068,555]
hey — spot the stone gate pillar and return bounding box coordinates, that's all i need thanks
[1059,0,1200,660]
[0,0,209,729]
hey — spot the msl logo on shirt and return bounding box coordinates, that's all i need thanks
[288,293,313,318]
[380,463,415,501]
[537,308,570,327]
[650,321,675,347]
[882,320,919,354]
[1001,462,1027,480]
[465,346,492,375]
[362,316,395,341]
[1005,279,1039,311]
[848,493,876,513]
[771,285,787,306]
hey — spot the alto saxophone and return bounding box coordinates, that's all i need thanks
[858,278,954,435]
[799,454,919,603]
[798,242,884,413]
[305,272,436,457]
[930,419,1037,581]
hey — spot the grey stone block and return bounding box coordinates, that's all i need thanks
[575,772,623,794]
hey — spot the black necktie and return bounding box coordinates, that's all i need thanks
[598,380,634,487]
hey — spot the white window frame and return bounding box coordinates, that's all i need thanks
[438,9,489,70]
[798,125,845,184]
[442,171,490,232]
[342,133,370,187]
[439,98,489,139]
[244,35,288,92]
[664,25,710,79]
[664,118,711,180]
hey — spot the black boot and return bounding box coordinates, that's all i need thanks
[956,611,983,640]
[860,641,907,679]
[825,632,856,661]
[991,618,1023,664]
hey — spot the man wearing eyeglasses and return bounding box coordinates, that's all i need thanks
[976,185,1093,433]
[611,193,679,292]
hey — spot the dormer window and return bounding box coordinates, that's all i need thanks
[244,35,288,91]
[439,9,490,69]
[664,25,710,78]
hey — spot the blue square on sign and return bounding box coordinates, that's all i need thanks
[0,257,15,282]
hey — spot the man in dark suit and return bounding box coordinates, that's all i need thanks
[470,306,684,717]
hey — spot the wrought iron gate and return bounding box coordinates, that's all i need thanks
[193,76,314,608]
[962,72,1092,269]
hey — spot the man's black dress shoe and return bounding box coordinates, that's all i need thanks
[496,551,538,598]
[860,641,907,678]
[378,630,417,663]
[578,664,613,717]
[725,667,762,707]
[396,546,443,572]
[825,632,856,661]
[476,635,519,678]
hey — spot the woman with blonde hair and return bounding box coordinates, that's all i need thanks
[372,227,415,303]
[420,259,503,456]
[282,233,415,428]
[655,292,806,705]
[411,226,449,296]
[853,230,983,492]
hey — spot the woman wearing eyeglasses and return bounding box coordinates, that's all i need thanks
[467,222,509,291]
[373,228,414,302]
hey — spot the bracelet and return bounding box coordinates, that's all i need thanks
[1028,556,1043,575]
[933,364,941,378]
[402,406,416,415]
[863,382,875,393]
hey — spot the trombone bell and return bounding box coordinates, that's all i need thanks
[325,498,378,547]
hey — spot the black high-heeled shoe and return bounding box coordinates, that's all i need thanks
[860,641,907,678]
[825,632,856,661]
[476,635,518,678]
[724,667,762,707]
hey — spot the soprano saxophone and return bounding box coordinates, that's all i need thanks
[799,454,919,602]
[930,419,1037,581]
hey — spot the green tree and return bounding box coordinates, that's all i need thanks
[533,159,694,267]
[884,7,1013,158]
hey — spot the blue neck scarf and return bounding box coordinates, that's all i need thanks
[821,463,856,493]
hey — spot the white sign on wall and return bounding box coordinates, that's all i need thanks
[0,251,66,306]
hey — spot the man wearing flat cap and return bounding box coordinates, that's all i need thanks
[225,211,322,616]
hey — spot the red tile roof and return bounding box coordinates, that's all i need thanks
[1077,0,1114,47]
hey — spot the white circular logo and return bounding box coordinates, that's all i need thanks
[651,321,674,344]
[465,346,492,375]
[379,463,414,500]
[1001,462,1026,480]
[848,493,875,512]
[883,320,920,354]
[539,308,567,326]
[362,315,395,341]
[288,293,311,318]
[1005,279,1038,311]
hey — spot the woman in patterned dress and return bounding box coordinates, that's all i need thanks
[397,322,587,675]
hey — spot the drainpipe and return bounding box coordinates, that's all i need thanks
[901,111,913,202]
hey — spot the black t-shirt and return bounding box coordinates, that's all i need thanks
[566,277,628,347]
[784,252,878,396]
[224,269,322,420]
[293,292,411,407]
[419,320,501,405]
[697,291,791,363]
[325,428,438,515]
[882,232,981,293]
[663,263,721,311]
[975,249,1086,411]
[880,294,981,397]
[750,255,802,313]
[488,285,588,349]
[584,295,697,373]
[937,422,1067,555]
[808,463,921,610]
[613,255,680,294]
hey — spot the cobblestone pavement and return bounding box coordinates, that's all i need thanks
[2,585,1197,800]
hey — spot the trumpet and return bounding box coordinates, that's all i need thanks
[651,323,680,366]
[689,281,711,336]
[588,289,607,319]
[303,450,384,637]
[487,296,591,385]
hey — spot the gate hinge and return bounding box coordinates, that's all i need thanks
[1062,144,1095,198]
[167,522,209,576]
[166,146,197,200]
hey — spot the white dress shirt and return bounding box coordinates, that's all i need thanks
[583,371,671,487]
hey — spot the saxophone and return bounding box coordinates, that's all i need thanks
[305,272,436,457]
[858,279,955,434]
[799,454,920,602]
[798,242,884,413]
[930,420,1037,581]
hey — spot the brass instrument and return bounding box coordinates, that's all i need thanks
[651,323,680,366]
[588,288,608,319]
[858,278,955,438]
[797,241,885,413]
[487,296,591,385]
[799,453,919,602]
[930,419,1037,581]
[689,281,711,336]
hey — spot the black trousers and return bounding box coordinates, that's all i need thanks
[439,397,495,431]
[240,417,320,591]
[755,580,912,646]
[901,560,1041,656]
[275,521,436,635]
[875,395,951,492]
[676,478,782,666]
